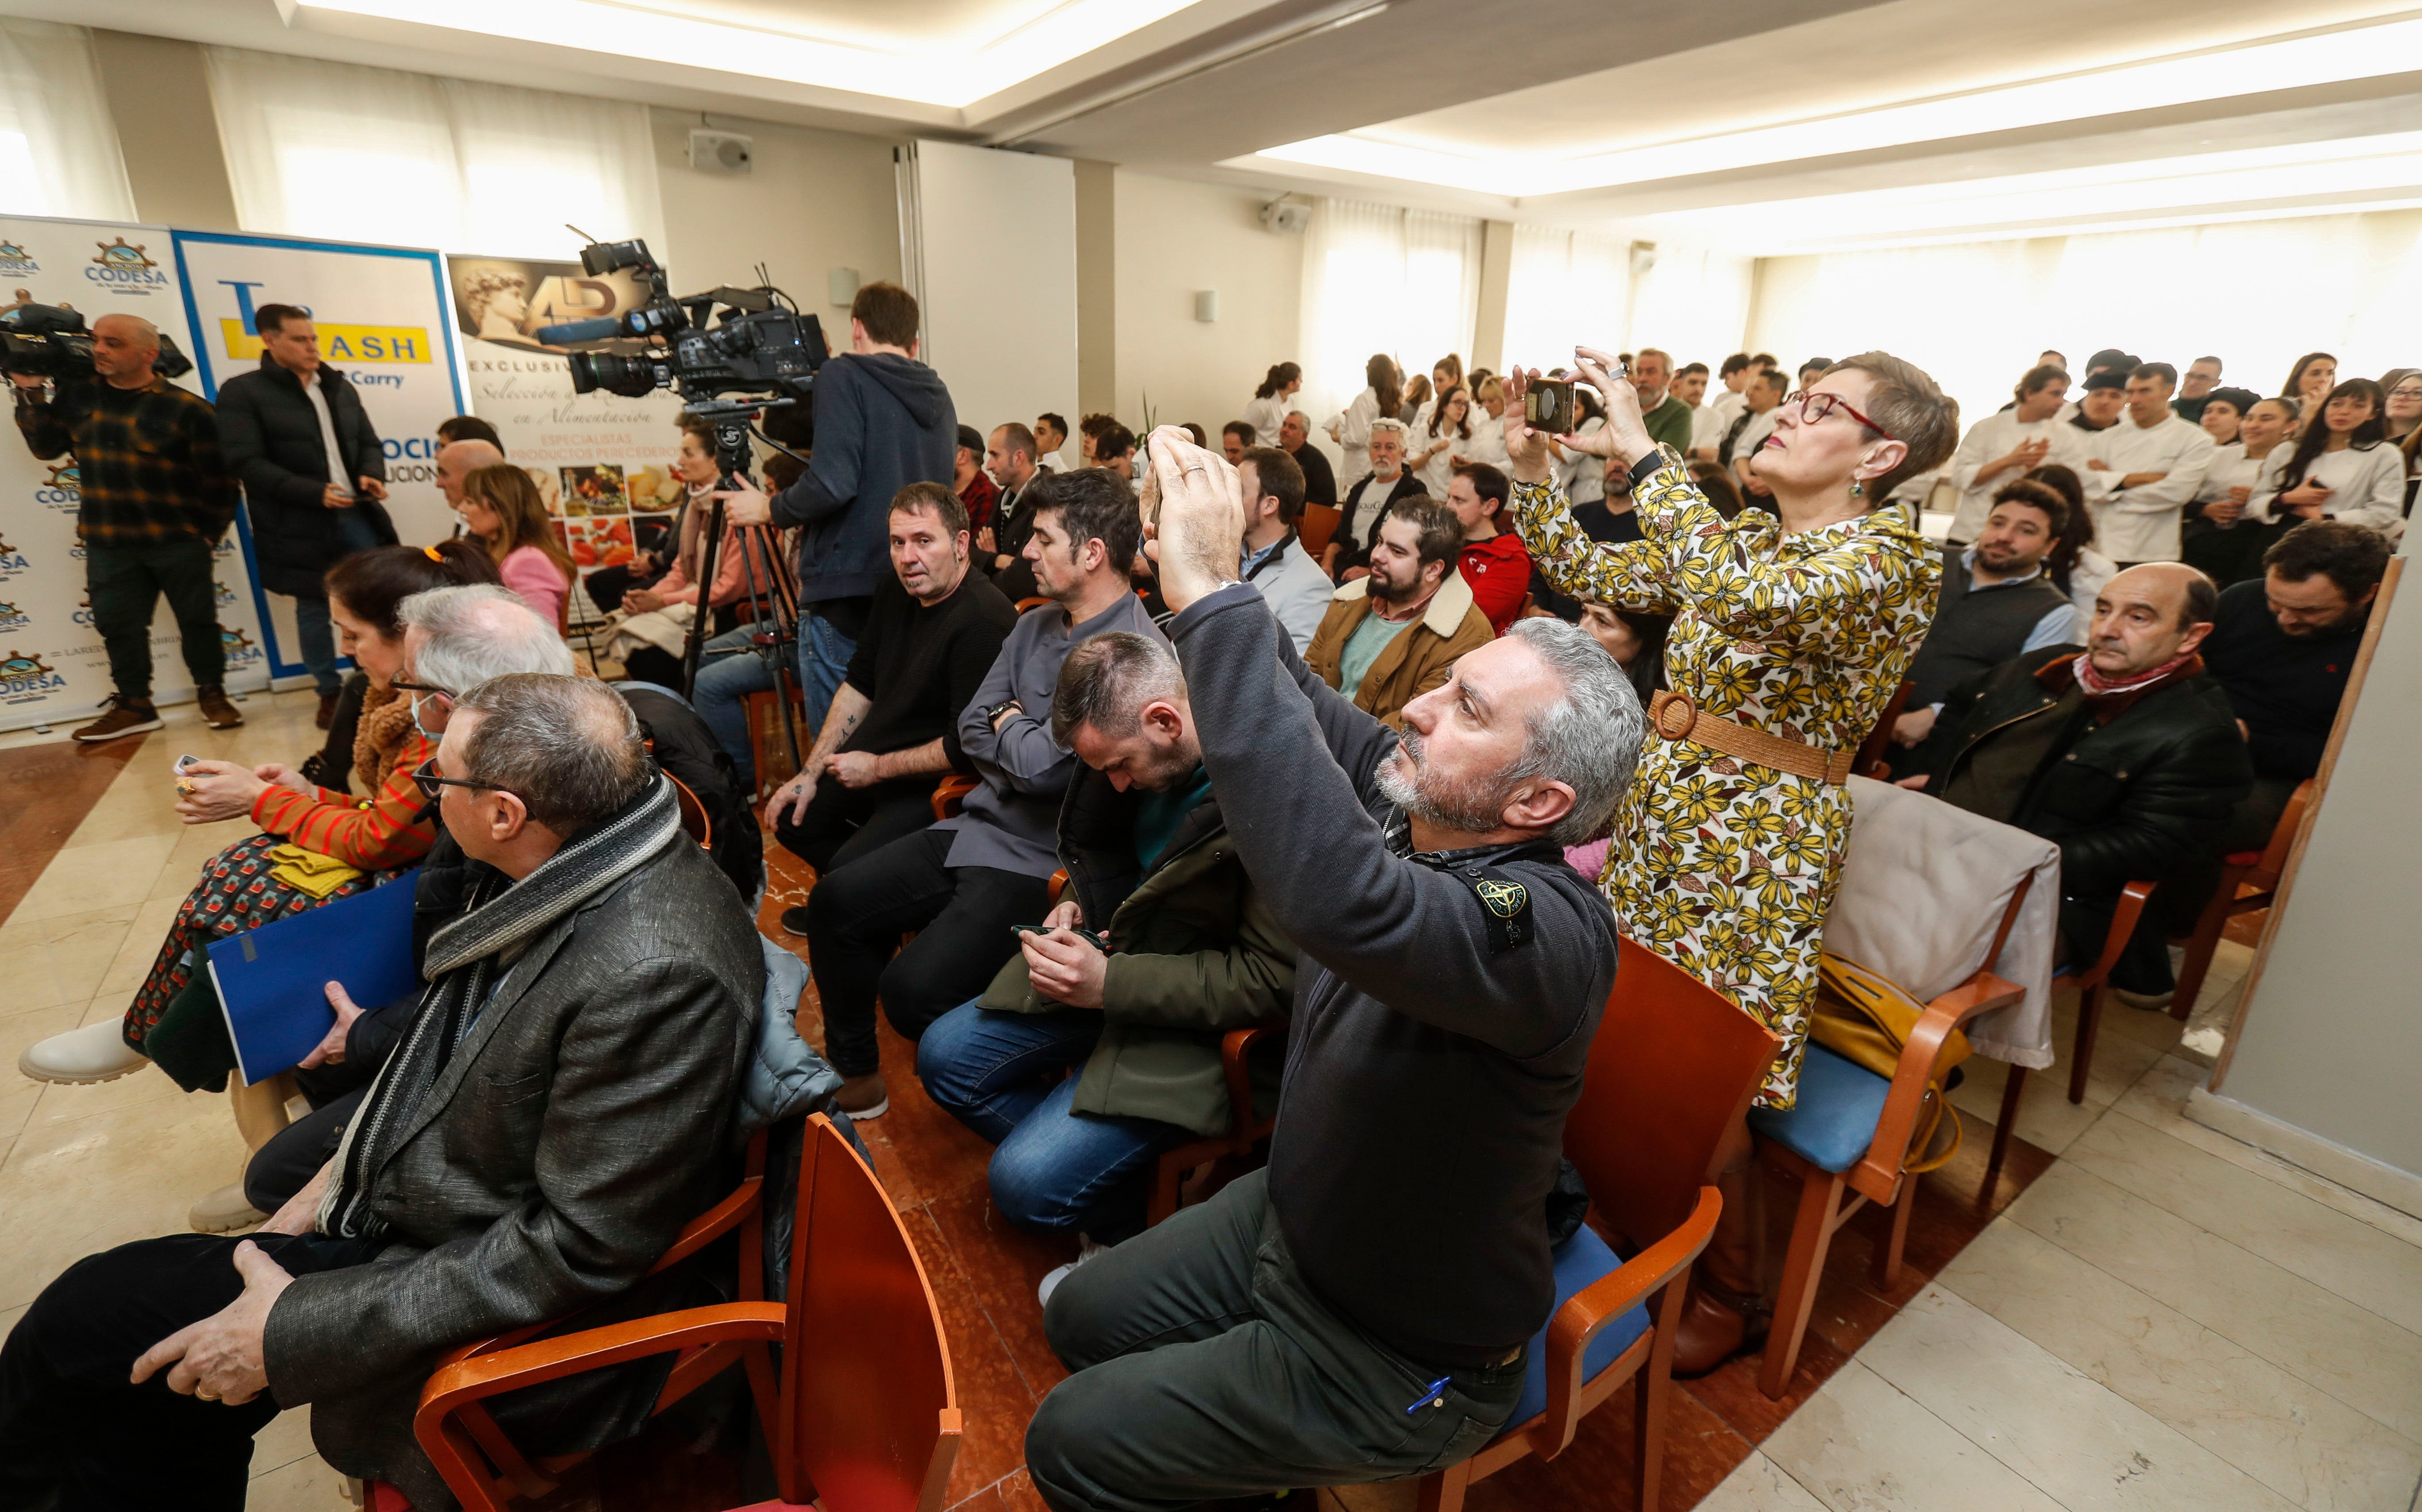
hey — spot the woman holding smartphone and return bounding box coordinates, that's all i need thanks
[1504,346,1956,1376]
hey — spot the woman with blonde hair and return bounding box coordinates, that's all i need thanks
[456,463,577,630]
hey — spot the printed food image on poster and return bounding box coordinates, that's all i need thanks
[560,516,635,572]
[560,463,625,517]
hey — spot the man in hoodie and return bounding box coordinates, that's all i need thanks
[721,281,956,729]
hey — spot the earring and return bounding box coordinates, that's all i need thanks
[1849,480,1865,498]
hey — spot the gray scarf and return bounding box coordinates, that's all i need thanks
[320,776,684,1239]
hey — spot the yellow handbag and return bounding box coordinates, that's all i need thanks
[1808,951,1970,1173]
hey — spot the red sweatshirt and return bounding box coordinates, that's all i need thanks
[1458,531,1534,635]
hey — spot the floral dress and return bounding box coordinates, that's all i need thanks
[1513,448,1939,1106]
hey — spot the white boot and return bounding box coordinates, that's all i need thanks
[18,1020,149,1084]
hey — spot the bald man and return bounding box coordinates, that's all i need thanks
[434,437,505,513]
[12,309,241,739]
[1904,562,2252,1001]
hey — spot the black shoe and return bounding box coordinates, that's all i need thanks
[779,904,812,938]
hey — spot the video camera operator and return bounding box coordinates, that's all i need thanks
[714,281,956,730]
[9,311,243,741]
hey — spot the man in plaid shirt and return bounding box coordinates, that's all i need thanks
[11,312,241,740]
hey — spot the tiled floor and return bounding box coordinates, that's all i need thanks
[1,694,2417,1512]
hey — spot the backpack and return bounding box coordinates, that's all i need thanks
[617,682,766,905]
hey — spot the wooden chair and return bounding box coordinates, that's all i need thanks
[1417,938,1779,1512]
[667,771,713,851]
[1851,679,1914,781]
[1297,503,1342,559]
[413,1115,961,1512]
[2168,779,2313,1019]
[931,775,979,821]
[743,681,810,802]
[2026,878,2158,1109]
[1746,882,2032,1399]
[1014,596,1054,613]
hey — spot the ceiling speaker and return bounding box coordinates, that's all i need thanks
[1261,201,1311,235]
[690,129,754,174]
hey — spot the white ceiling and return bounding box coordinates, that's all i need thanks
[22,0,2422,253]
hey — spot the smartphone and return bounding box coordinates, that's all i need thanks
[173,754,202,775]
[1011,922,1110,953]
[1525,379,1576,436]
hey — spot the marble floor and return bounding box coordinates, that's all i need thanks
[1,690,2416,1512]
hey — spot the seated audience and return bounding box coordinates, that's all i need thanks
[1447,461,1533,633]
[1634,348,1693,451]
[1890,479,2084,754]
[0,674,764,1512]
[1946,364,2078,544]
[685,452,811,794]
[1334,418,1425,573]
[1307,495,1495,727]
[1220,420,1253,465]
[1409,385,1474,496]
[918,632,1292,1279]
[2031,462,2117,618]
[1722,366,1788,494]
[455,463,577,630]
[1280,409,1339,507]
[434,413,503,450]
[955,422,1001,540]
[2201,521,2387,848]
[985,420,1045,596]
[432,436,505,515]
[1463,376,1511,467]
[1237,444,1334,654]
[802,469,1164,1118]
[2185,394,2295,587]
[1688,458,1748,518]
[767,483,1015,878]
[1528,458,1639,621]
[1580,599,1672,707]
[1905,563,2253,997]
[2081,363,2216,566]
[617,417,766,687]
[2252,378,2404,532]
[1035,412,1068,471]
[1024,428,1640,1510]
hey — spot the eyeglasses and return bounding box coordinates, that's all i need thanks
[1782,390,1896,440]
[412,756,509,804]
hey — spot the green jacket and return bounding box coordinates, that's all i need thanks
[979,764,1293,1136]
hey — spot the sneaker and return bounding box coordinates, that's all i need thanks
[778,904,812,938]
[19,1020,150,1084]
[836,1072,889,1121]
[189,1181,266,1234]
[72,696,162,743]
[195,684,244,729]
[1037,1234,1110,1308]
[315,690,339,730]
[2112,987,2175,1011]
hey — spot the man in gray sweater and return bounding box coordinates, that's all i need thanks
[1024,430,1643,1510]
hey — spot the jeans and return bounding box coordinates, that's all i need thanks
[692,621,778,791]
[288,507,386,693]
[917,1003,1182,1239]
[1024,1169,1522,1512]
[84,536,223,701]
[802,828,1047,1078]
[798,609,858,736]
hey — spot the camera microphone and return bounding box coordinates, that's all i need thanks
[535,316,624,345]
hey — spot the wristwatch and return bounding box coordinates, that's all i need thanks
[984,698,1022,726]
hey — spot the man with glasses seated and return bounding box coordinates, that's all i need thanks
[0,674,767,1512]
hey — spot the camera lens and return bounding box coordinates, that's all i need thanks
[564,352,661,399]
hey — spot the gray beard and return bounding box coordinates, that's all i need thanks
[1374,728,1507,837]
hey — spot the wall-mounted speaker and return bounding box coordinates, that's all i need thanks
[689,129,754,174]
[1260,201,1311,235]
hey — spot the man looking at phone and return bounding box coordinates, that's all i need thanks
[917,630,1293,1294]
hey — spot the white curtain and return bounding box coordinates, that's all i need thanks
[1631,244,1755,375]
[205,46,663,259]
[1750,208,2422,431]
[0,20,135,222]
[1298,197,1482,424]
[1501,225,1632,376]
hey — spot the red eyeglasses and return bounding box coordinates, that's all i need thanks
[1783,390,1895,440]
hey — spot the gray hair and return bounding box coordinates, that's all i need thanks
[1501,617,1643,846]
[400,583,573,693]
[1369,417,1409,440]
[1051,631,1184,746]
[455,674,648,833]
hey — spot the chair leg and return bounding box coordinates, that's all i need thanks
[1986,1067,2026,1190]
[1759,1168,1843,1400]
[1415,1457,1470,1512]
[1875,1176,1917,1291]
[1146,1151,1184,1227]
[1636,1276,1689,1512]
[2069,984,2104,1105]
[2169,867,2245,1022]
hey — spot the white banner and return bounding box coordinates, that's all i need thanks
[170,230,467,684]
[0,214,270,733]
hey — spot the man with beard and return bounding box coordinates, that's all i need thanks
[1333,420,1424,574]
[1021,427,1641,1511]
[1305,494,1494,727]
[1888,479,2082,758]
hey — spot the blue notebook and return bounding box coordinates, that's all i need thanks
[206,872,424,1086]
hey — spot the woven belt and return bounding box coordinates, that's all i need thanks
[1648,690,1855,785]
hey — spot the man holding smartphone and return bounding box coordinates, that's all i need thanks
[215,304,394,728]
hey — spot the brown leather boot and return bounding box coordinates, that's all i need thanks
[1672,1137,1770,1379]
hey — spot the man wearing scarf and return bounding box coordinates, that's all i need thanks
[0,674,765,1510]
[1903,562,2253,997]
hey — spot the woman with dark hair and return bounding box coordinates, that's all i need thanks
[2196,386,2259,447]
[455,463,576,630]
[2027,462,2116,616]
[2280,352,2337,434]
[2379,368,2421,443]
[1327,352,1401,486]
[2254,377,2403,532]
[1409,385,1474,495]
[1508,346,1957,1373]
[2185,397,2295,586]
[1689,458,1748,519]
[1243,361,1300,444]
[1397,372,1432,427]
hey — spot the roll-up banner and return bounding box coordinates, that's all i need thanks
[0,214,269,733]
[170,230,467,685]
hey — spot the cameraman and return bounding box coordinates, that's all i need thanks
[10,312,242,741]
[717,281,956,730]
[215,303,394,729]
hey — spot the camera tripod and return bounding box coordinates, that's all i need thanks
[678,400,810,784]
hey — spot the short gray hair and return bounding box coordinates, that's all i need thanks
[1051,631,1183,746]
[1369,418,1408,440]
[455,674,648,833]
[1501,617,1643,846]
[400,584,573,693]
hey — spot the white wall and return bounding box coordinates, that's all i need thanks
[1111,170,1303,443]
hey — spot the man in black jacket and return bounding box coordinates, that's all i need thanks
[1905,562,2252,998]
[1333,419,1424,574]
[1279,409,1338,509]
[214,303,394,726]
[1023,429,1641,1511]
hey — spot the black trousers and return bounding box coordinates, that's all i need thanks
[1024,1170,1521,1512]
[84,537,222,702]
[244,1079,370,1215]
[802,828,1047,1078]
[0,1231,373,1512]
[772,776,936,876]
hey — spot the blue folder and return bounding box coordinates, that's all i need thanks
[205,871,423,1086]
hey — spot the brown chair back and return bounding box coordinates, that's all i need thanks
[1298,503,1343,557]
[779,1116,961,1511]
[1570,938,1780,1250]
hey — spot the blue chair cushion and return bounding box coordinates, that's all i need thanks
[1746,1042,1890,1175]
[1508,1226,1653,1427]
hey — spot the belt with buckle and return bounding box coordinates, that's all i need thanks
[1648,689,1855,785]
